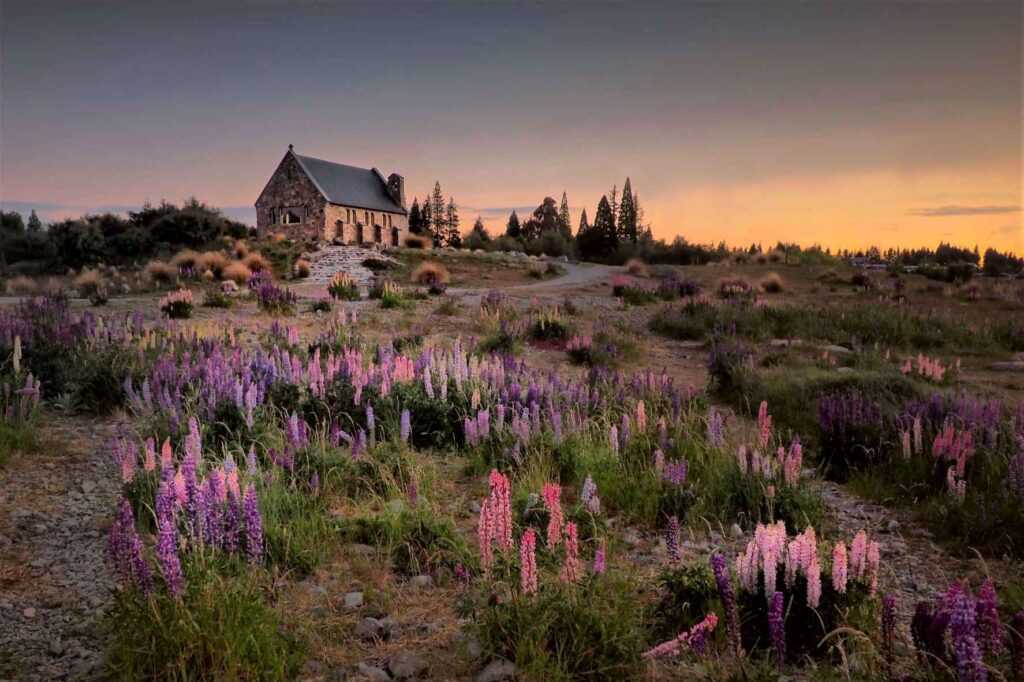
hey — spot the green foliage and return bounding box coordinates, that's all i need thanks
[202,288,234,309]
[259,483,331,575]
[648,563,719,641]
[464,574,645,680]
[106,563,306,681]
[336,508,471,576]
[0,415,39,468]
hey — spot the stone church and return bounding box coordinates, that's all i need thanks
[255,145,408,245]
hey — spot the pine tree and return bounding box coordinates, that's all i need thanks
[421,194,432,235]
[505,210,521,239]
[26,210,42,233]
[575,208,589,237]
[430,181,445,245]
[558,192,571,238]
[616,177,637,243]
[633,191,651,239]
[408,198,423,234]
[579,195,618,259]
[470,217,489,241]
[444,197,461,248]
[607,185,619,222]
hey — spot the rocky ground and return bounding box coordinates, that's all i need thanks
[0,418,119,681]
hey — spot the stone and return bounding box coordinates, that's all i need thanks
[48,639,64,657]
[476,659,517,682]
[357,662,392,681]
[729,523,744,538]
[81,480,97,494]
[354,617,387,641]
[886,520,901,533]
[408,575,433,590]
[388,650,429,680]
[468,501,482,514]
[820,344,853,354]
[344,591,365,609]
[23,606,38,618]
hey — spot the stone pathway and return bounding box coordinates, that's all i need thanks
[0,417,119,681]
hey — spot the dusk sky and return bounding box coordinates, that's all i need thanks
[1,0,1021,253]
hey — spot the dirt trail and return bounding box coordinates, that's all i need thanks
[0,416,120,681]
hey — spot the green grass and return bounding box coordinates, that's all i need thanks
[0,417,39,467]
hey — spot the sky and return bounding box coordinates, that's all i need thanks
[1,0,1021,254]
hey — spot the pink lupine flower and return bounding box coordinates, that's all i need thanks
[609,425,619,456]
[477,499,494,576]
[160,438,173,470]
[173,472,187,507]
[642,612,719,660]
[866,539,881,595]
[653,449,665,477]
[902,430,912,460]
[561,522,581,583]
[541,482,564,547]
[488,469,514,551]
[593,540,606,575]
[832,542,848,594]
[913,416,922,454]
[519,528,538,595]
[121,451,135,484]
[757,400,772,447]
[636,400,647,431]
[806,558,822,608]
[850,530,867,578]
[737,445,748,474]
[143,437,156,472]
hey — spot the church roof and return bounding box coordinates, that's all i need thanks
[292,151,407,215]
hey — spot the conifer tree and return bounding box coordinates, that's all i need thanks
[444,197,461,248]
[558,192,571,237]
[430,181,445,245]
[505,210,521,239]
[616,177,637,242]
[408,198,423,234]
[421,194,432,235]
[26,210,42,233]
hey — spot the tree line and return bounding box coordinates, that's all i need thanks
[407,181,462,248]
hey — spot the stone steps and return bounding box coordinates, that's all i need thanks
[305,245,400,286]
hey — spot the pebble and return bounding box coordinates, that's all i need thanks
[354,617,388,641]
[388,650,429,680]
[476,659,517,682]
[23,607,37,619]
[47,639,63,657]
[408,575,433,590]
[80,480,97,494]
[357,662,393,681]
[344,591,365,609]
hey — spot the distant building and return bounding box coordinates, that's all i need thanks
[255,145,408,245]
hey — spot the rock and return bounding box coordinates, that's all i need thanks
[303,659,326,675]
[355,617,387,641]
[344,591,365,609]
[350,543,376,557]
[729,523,743,538]
[357,662,392,681]
[48,639,64,657]
[820,344,853,354]
[836,366,855,373]
[476,659,517,682]
[886,519,901,534]
[23,606,38,618]
[408,575,433,590]
[81,480,97,494]
[468,501,482,514]
[453,631,482,660]
[991,361,1024,371]
[388,650,429,680]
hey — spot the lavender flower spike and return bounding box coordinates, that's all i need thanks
[243,484,264,566]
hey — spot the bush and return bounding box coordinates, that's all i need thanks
[412,261,451,294]
[528,310,569,343]
[106,566,305,680]
[144,260,177,286]
[4,275,39,296]
[624,258,649,277]
[327,272,360,301]
[717,276,753,299]
[293,258,310,278]
[233,240,249,259]
[759,272,785,293]
[403,234,432,249]
[72,269,105,299]
[222,261,252,284]
[159,289,194,319]
[195,251,229,279]
[244,252,270,272]
[309,299,331,313]
[202,287,234,308]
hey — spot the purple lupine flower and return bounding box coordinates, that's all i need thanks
[309,472,320,494]
[665,458,688,486]
[882,593,897,676]
[708,408,724,446]
[619,412,630,451]
[180,450,199,530]
[976,579,1003,656]
[330,420,341,447]
[593,541,606,575]
[223,490,240,554]
[711,553,742,657]
[769,591,786,667]
[950,590,986,682]
[352,429,367,460]
[453,562,469,582]
[242,485,264,566]
[365,404,375,442]
[108,497,154,596]
[400,409,411,443]
[665,515,680,564]
[155,481,184,598]
[407,471,419,507]
[246,446,258,477]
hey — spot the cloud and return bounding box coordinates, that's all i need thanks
[990,224,1023,236]
[461,205,536,219]
[907,204,1021,217]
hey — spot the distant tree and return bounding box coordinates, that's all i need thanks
[607,185,619,222]
[983,247,1024,277]
[616,177,637,243]
[26,210,43,233]
[522,197,560,241]
[430,181,446,245]
[421,194,432,234]
[505,210,522,239]
[576,196,618,259]
[558,192,571,236]
[470,216,489,241]
[444,197,461,248]
[0,210,25,234]
[408,197,424,234]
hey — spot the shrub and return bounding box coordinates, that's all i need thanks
[222,261,252,284]
[106,567,305,680]
[528,309,569,343]
[412,261,451,294]
[293,258,310,278]
[403,234,432,249]
[327,272,360,301]
[89,285,109,307]
[369,278,404,308]
[625,258,649,277]
[717,276,753,299]
[202,286,234,308]
[759,272,785,293]
[194,251,228,279]
[144,260,177,285]
[159,289,194,319]
[255,283,297,314]
[4,275,38,296]
[362,256,394,271]
[850,272,875,289]
[244,252,270,272]
[309,299,331,313]
[73,269,105,299]
[170,249,200,271]
[233,240,249,259]
[478,323,519,354]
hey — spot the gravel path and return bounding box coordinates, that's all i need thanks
[0,417,119,681]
